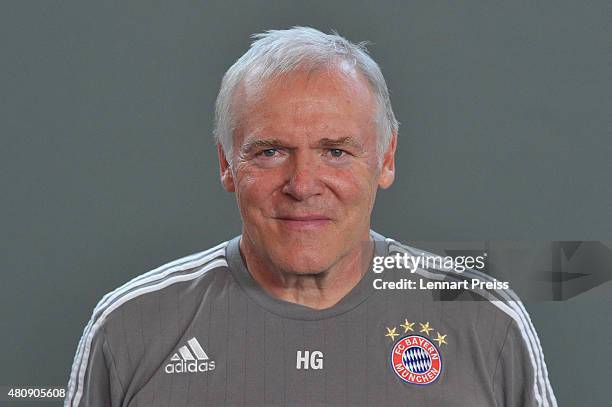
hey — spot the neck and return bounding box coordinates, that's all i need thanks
[239,233,374,310]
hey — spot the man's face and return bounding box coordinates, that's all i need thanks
[218,62,396,274]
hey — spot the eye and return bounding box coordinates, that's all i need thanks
[328,148,346,158]
[260,148,278,157]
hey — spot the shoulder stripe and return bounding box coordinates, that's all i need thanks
[393,241,557,406]
[386,238,557,406]
[65,242,228,407]
[414,265,544,406]
[388,239,555,406]
[94,241,228,312]
[65,243,227,405]
[68,258,227,407]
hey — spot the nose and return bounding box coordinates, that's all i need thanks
[282,154,324,201]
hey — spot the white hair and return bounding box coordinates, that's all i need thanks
[213,26,399,164]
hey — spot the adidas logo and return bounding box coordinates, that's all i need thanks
[164,337,216,374]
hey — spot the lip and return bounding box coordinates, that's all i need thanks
[273,215,333,229]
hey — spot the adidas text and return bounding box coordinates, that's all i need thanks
[165,360,215,374]
[164,337,215,374]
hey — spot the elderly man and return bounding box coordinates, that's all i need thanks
[65,27,556,406]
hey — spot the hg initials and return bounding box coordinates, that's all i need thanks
[296,350,324,370]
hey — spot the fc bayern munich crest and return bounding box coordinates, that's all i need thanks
[391,334,442,385]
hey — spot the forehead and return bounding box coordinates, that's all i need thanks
[236,63,377,139]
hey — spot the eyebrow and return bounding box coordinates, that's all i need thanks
[240,138,287,154]
[240,136,364,154]
[315,136,363,150]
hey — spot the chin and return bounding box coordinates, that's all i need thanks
[271,248,336,275]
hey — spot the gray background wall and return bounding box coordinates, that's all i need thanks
[1,1,610,405]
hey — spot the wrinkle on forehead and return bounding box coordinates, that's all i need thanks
[239,61,374,113]
[231,62,377,147]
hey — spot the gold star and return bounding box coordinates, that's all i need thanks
[434,332,447,346]
[419,321,434,336]
[400,319,415,333]
[385,326,399,341]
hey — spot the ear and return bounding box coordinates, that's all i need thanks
[377,131,397,189]
[217,143,235,192]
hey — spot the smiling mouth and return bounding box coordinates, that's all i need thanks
[273,215,333,229]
